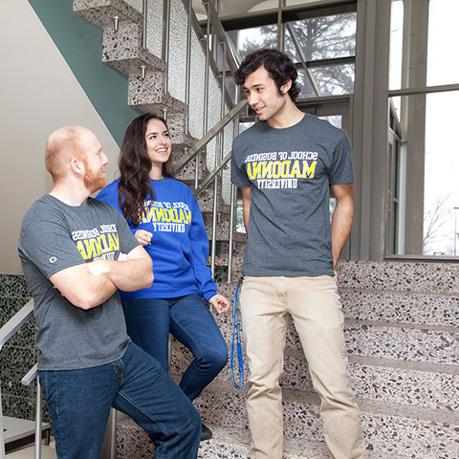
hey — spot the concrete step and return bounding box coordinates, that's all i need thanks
[339,288,459,328]
[197,187,229,214]
[197,425,405,459]
[116,421,401,459]
[114,388,458,459]
[194,386,459,459]
[74,0,192,146]
[215,282,459,328]
[338,261,459,294]
[102,21,164,75]
[209,312,458,366]
[204,213,245,243]
[170,345,458,411]
[173,156,209,182]
[73,0,142,29]
[127,70,185,113]
[212,255,243,276]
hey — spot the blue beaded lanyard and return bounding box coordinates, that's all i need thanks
[229,278,245,390]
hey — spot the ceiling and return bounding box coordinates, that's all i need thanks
[192,0,321,20]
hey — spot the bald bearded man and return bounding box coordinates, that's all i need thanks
[18,126,201,459]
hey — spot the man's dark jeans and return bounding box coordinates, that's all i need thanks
[39,341,201,459]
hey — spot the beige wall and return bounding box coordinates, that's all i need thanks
[0,0,120,274]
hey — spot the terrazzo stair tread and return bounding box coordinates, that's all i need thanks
[172,148,212,166]
[341,319,458,364]
[212,254,244,269]
[101,20,164,69]
[197,424,328,458]
[197,424,406,459]
[103,42,165,76]
[205,227,245,243]
[116,418,153,458]
[337,288,459,327]
[197,188,230,214]
[174,156,209,181]
[194,386,459,459]
[338,261,459,294]
[280,350,459,411]
[181,175,223,190]
[127,72,183,110]
[115,420,406,459]
[216,241,246,260]
[73,0,143,29]
[208,311,459,365]
[215,282,459,328]
[169,344,459,411]
[204,220,245,242]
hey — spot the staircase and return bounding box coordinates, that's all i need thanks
[73,0,241,280]
[67,1,459,458]
[116,261,459,458]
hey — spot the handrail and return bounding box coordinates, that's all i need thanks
[0,299,36,458]
[196,150,232,197]
[20,363,43,459]
[0,299,34,350]
[202,0,241,74]
[21,363,38,386]
[175,99,247,174]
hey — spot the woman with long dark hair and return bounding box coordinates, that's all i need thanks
[97,113,229,440]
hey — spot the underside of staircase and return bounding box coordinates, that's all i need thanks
[70,1,459,457]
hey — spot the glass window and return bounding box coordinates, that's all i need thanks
[296,69,317,98]
[319,115,342,129]
[310,64,355,96]
[427,0,459,86]
[284,13,356,62]
[389,0,403,90]
[237,25,277,59]
[388,91,459,257]
[423,91,459,255]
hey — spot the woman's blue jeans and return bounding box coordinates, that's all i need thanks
[122,293,228,401]
[39,342,201,459]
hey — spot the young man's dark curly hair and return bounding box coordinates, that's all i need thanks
[235,48,301,101]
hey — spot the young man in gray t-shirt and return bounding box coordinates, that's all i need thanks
[18,126,200,458]
[231,49,366,459]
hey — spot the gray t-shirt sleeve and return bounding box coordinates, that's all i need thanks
[231,138,251,188]
[329,133,354,185]
[19,219,85,279]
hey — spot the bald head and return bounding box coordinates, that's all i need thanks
[45,126,96,180]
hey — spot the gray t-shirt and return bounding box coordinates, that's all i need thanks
[18,194,139,370]
[231,114,353,277]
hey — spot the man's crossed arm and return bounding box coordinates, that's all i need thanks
[50,246,153,310]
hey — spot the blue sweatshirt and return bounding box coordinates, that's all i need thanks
[96,178,217,301]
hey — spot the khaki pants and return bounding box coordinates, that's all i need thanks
[240,275,366,459]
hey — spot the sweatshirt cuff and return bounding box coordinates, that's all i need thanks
[202,288,217,302]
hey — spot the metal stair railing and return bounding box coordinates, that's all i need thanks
[141,0,246,280]
[0,299,48,459]
[112,1,246,278]
[195,0,244,279]
[188,1,244,280]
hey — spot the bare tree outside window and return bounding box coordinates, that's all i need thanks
[237,13,356,96]
[423,194,454,256]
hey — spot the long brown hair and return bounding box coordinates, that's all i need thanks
[118,113,173,225]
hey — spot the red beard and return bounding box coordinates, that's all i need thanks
[81,157,107,193]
